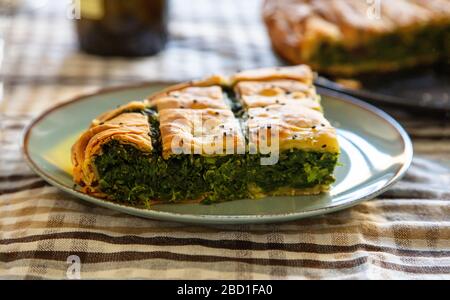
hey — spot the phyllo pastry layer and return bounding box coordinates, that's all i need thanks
[263,0,450,75]
[246,103,339,153]
[72,65,340,206]
[159,108,246,159]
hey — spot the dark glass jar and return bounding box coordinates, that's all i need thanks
[76,0,168,57]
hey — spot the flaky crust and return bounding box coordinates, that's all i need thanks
[234,79,321,110]
[263,0,450,74]
[247,103,339,153]
[72,64,340,199]
[149,86,228,111]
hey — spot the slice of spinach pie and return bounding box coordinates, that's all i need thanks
[263,0,450,76]
[71,65,340,206]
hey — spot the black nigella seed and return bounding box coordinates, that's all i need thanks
[219,124,225,128]
[215,112,220,115]
[180,105,185,109]
[321,123,326,127]
[119,123,123,125]
[312,126,316,129]
[193,99,198,103]
[99,122,104,125]
[322,144,327,148]
[292,135,297,140]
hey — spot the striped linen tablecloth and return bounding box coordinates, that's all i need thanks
[1,0,450,280]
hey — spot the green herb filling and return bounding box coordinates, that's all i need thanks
[311,24,450,69]
[94,140,338,206]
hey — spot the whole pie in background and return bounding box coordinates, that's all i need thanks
[263,0,450,76]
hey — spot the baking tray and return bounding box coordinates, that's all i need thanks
[315,64,450,114]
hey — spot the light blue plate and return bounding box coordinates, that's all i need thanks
[23,83,413,224]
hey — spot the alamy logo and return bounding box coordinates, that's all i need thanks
[66,255,81,279]
[367,0,382,20]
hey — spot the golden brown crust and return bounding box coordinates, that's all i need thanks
[159,109,245,159]
[71,65,340,200]
[149,86,229,111]
[71,112,152,191]
[231,65,314,85]
[92,101,147,127]
[147,75,228,102]
[234,79,321,110]
[263,0,450,75]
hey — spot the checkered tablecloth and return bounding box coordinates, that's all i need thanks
[0,0,449,280]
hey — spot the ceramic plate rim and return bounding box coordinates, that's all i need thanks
[22,82,414,225]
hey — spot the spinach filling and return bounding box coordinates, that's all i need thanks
[94,140,338,206]
[312,24,450,68]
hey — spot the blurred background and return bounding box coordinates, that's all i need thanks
[0,0,279,115]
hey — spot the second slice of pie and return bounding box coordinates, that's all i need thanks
[71,65,340,206]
